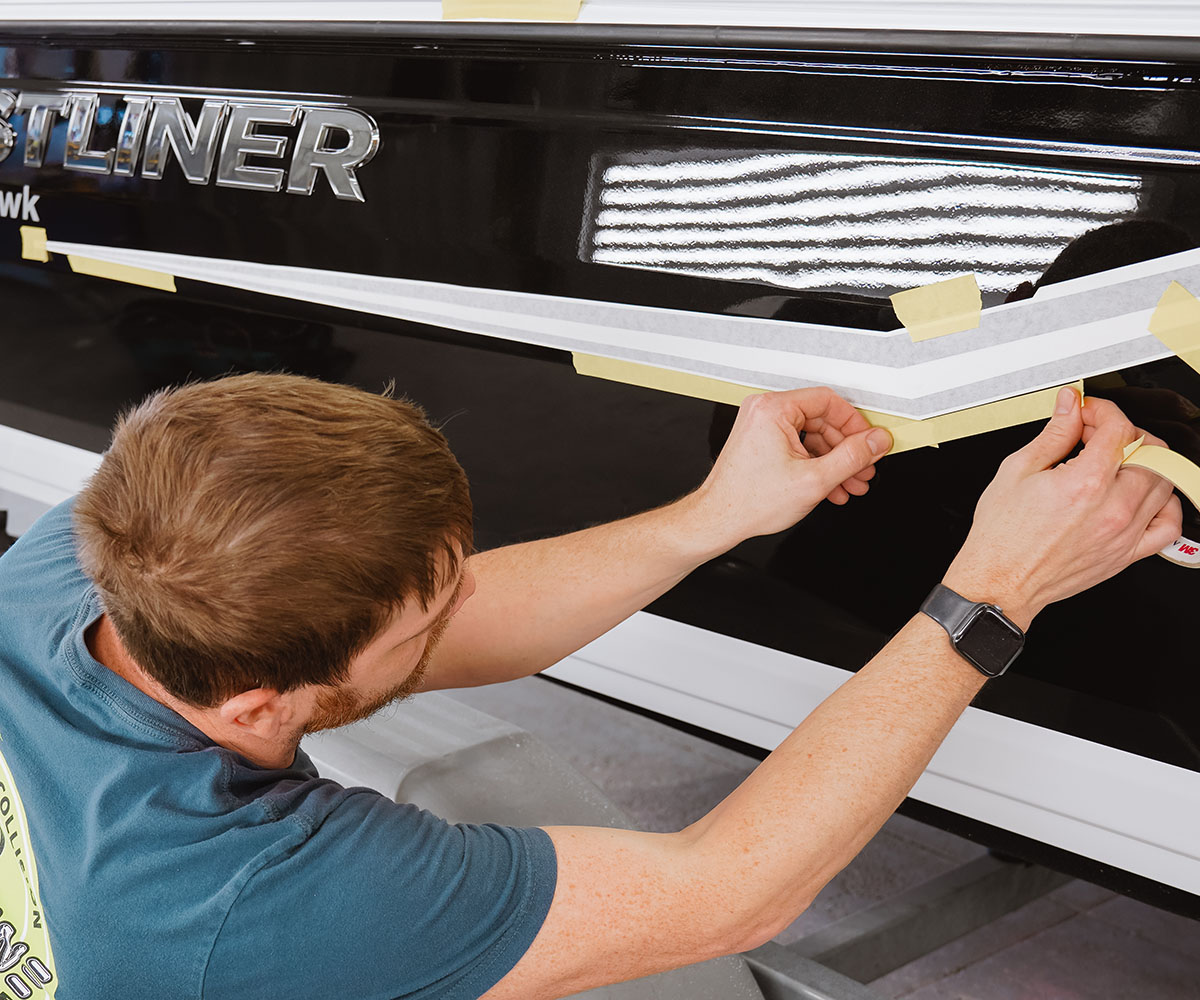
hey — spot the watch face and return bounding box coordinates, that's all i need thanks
[957,606,1025,677]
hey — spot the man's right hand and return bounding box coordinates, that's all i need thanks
[943,387,1182,629]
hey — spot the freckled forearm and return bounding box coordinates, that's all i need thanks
[418,490,734,689]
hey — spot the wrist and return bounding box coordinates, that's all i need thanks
[672,485,747,563]
[938,567,1040,632]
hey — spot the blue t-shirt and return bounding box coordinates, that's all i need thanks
[0,500,556,1000]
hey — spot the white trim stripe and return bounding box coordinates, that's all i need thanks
[545,612,1200,894]
[45,239,1192,419]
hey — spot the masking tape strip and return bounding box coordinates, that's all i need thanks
[1148,280,1200,377]
[443,0,581,19]
[889,274,982,343]
[572,353,760,407]
[573,352,1078,456]
[19,225,49,263]
[67,254,176,293]
[861,382,1081,455]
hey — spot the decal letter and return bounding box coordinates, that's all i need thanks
[63,93,114,175]
[216,103,299,193]
[14,93,69,169]
[0,191,18,221]
[114,96,153,177]
[286,107,380,203]
[141,98,228,184]
[19,187,38,224]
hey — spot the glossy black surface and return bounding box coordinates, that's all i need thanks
[1,26,1198,899]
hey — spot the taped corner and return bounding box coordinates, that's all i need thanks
[1148,281,1200,377]
[19,226,49,263]
[863,381,1082,456]
[572,353,762,407]
[442,0,581,19]
[67,255,176,292]
[890,274,982,342]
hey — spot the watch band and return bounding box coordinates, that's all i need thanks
[920,583,978,639]
[920,583,1025,678]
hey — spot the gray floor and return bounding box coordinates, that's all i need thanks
[446,675,1200,1000]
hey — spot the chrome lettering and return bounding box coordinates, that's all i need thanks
[0,89,380,200]
[216,103,299,192]
[0,91,15,165]
[64,93,115,174]
[142,98,228,184]
[286,107,379,203]
[14,93,69,169]
[113,95,152,177]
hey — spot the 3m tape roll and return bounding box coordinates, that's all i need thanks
[889,274,982,343]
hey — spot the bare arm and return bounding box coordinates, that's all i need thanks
[483,391,1182,999]
[419,389,891,690]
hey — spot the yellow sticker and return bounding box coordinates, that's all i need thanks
[1148,280,1200,377]
[443,0,581,18]
[0,746,58,999]
[67,255,176,293]
[890,274,982,342]
[19,227,49,263]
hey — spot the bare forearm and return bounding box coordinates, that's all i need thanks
[681,611,991,946]
[422,490,734,689]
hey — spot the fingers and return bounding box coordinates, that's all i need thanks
[1134,494,1183,561]
[811,427,892,497]
[762,386,870,439]
[1005,386,1084,475]
[1068,397,1138,479]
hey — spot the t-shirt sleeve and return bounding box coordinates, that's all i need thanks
[203,786,557,1000]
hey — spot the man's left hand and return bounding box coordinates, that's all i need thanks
[690,388,892,547]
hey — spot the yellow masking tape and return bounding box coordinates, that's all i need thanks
[861,382,1082,456]
[573,352,1079,456]
[19,225,49,262]
[443,0,581,18]
[1122,444,1200,512]
[67,254,176,292]
[890,274,982,342]
[1148,280,1200,377]
[572,353,762,407]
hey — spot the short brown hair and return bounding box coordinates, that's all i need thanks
[74,373,473,708]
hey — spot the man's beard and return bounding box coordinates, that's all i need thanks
[303,617,451,734]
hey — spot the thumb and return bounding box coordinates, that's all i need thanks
[810,427,891,491]
[1009,386,1083,474]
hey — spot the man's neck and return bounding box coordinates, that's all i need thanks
[84,614,298,769]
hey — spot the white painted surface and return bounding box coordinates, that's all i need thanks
[0,425,101,509]
[546,611,1200,895]
[7,1,1200,36]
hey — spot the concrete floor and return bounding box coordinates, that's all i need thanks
[447,675,1200,1000]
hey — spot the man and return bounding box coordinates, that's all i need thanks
[0,372,1180,1000]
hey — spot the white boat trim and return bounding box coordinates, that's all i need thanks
[9,2,1200,38]
[545,611,1200,895]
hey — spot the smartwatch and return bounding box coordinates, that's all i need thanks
[919,583,1025,678]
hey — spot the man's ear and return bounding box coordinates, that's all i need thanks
[217,687,294,739]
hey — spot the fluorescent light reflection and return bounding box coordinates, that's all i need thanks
[587,151,1143,297]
